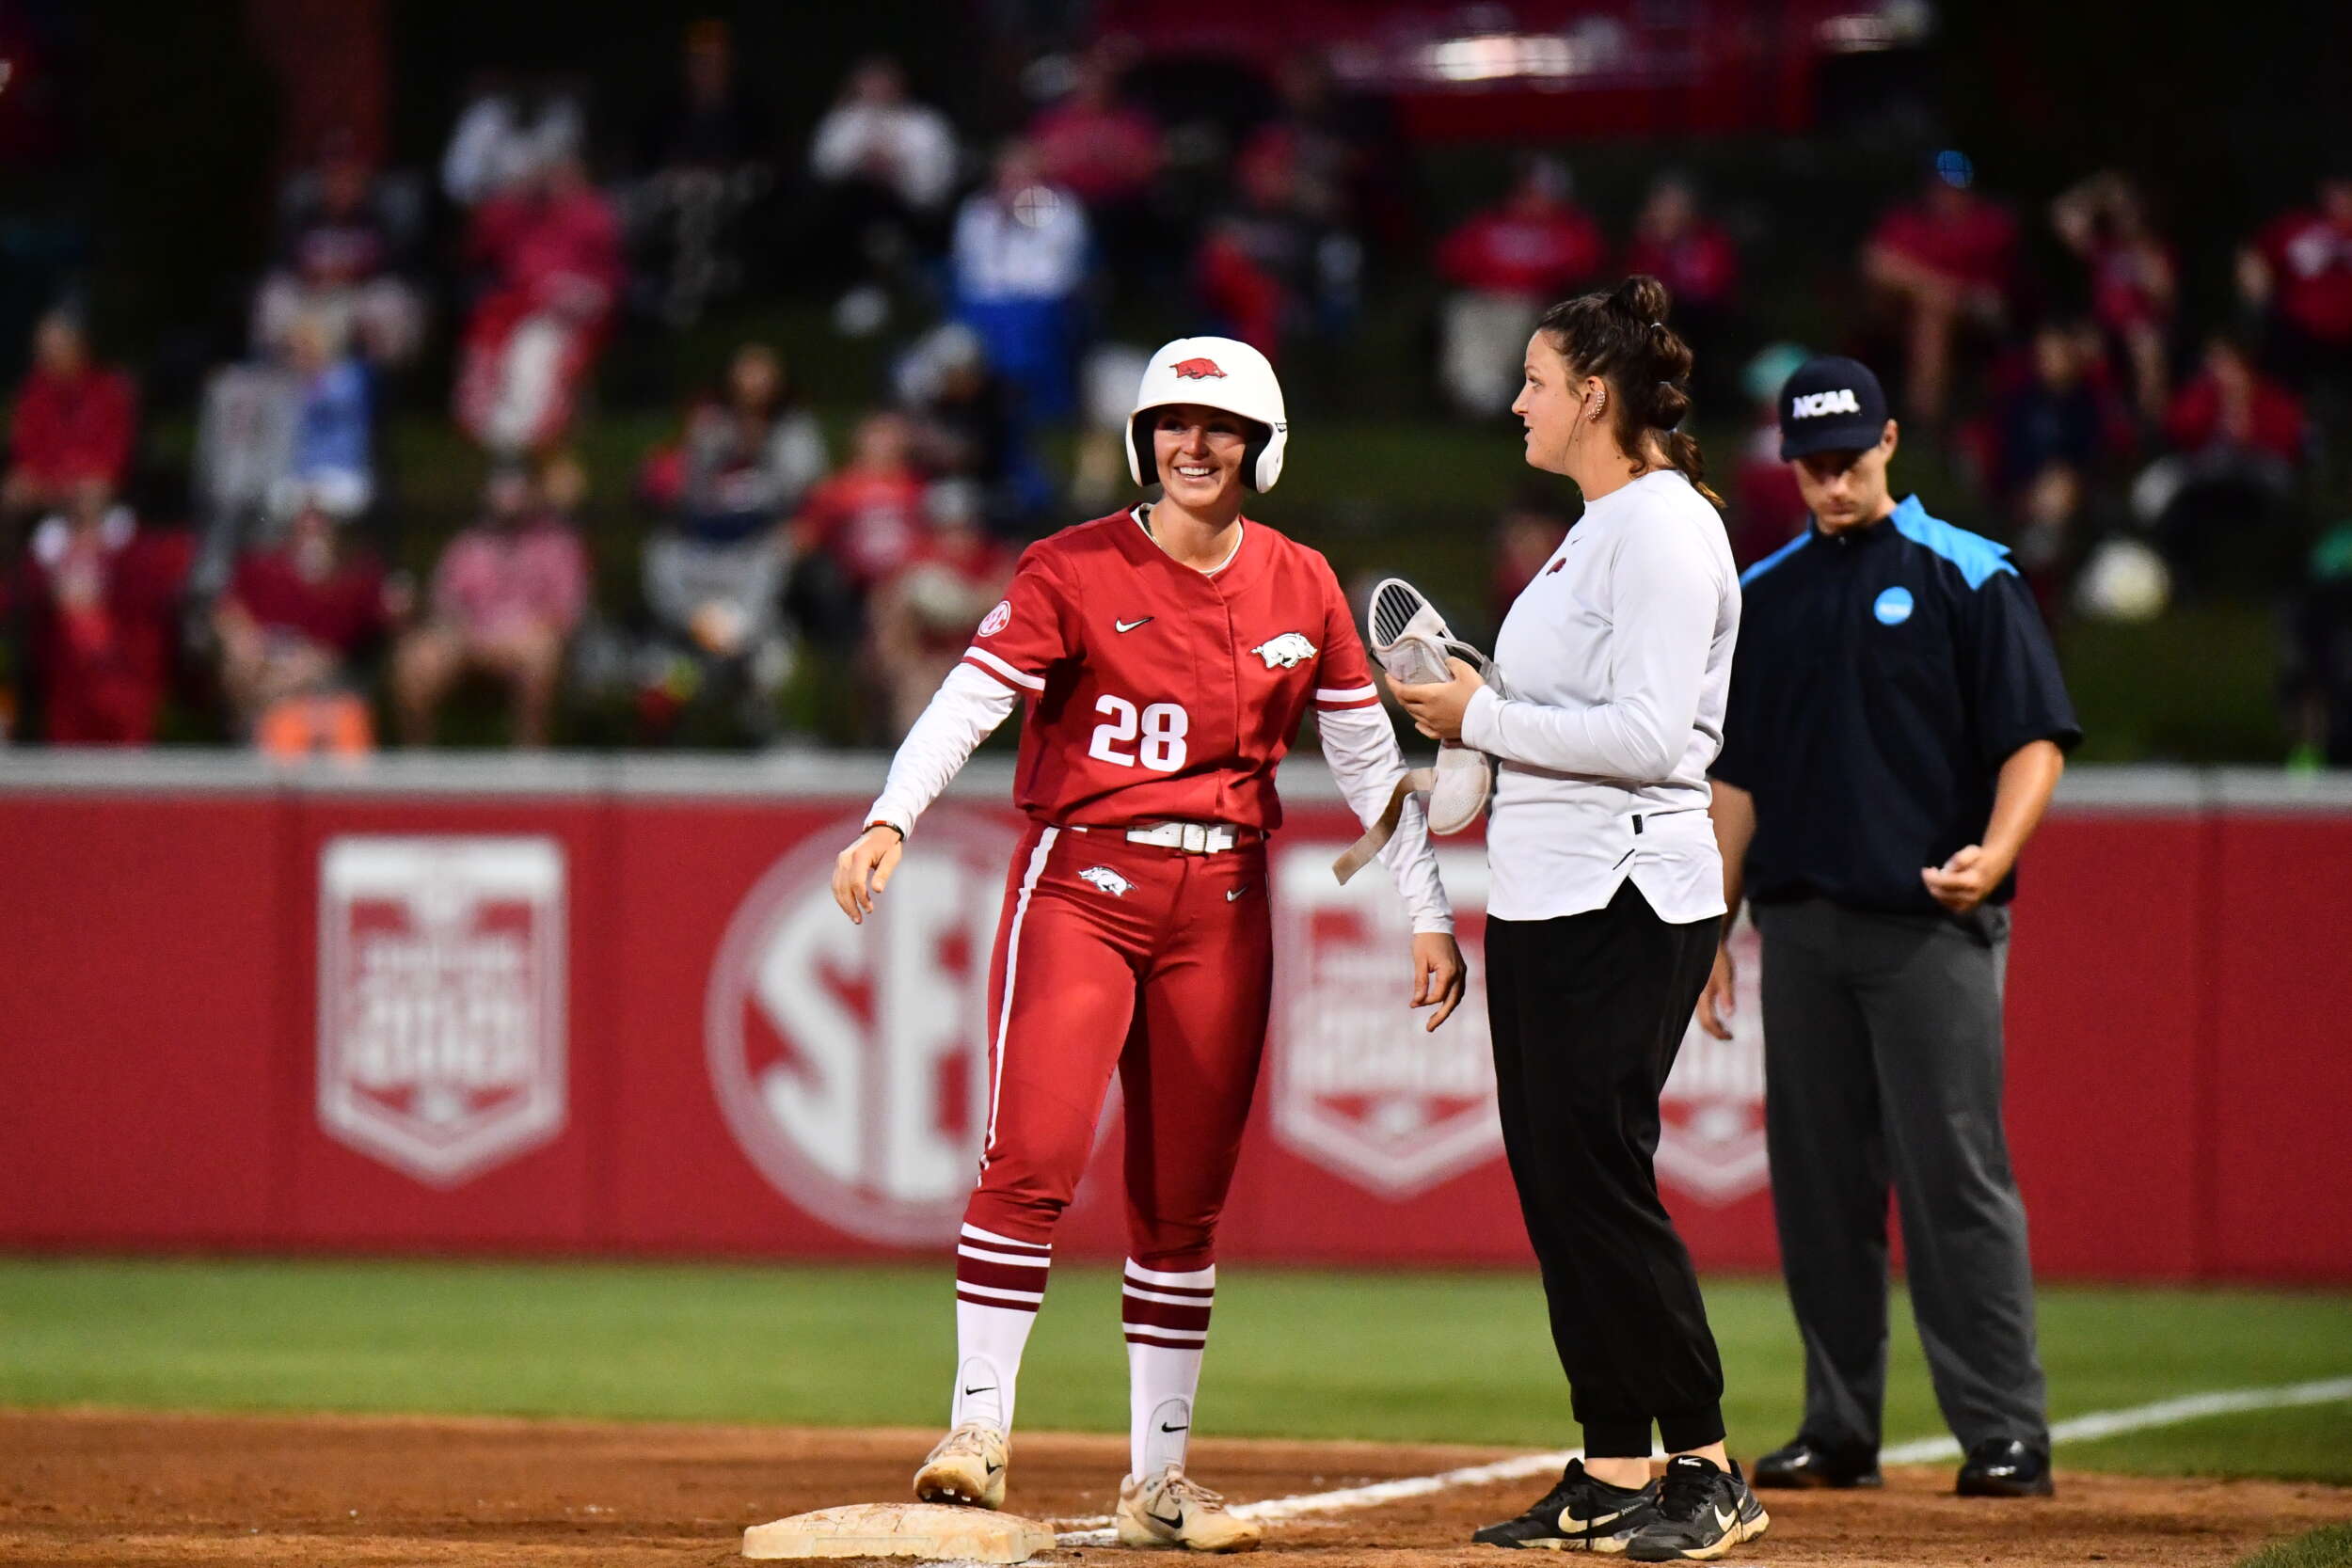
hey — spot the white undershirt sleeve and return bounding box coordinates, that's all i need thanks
[1316,705,1454,935]
[863,662,1021,838]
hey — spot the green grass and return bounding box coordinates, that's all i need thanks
[2240,1524,2352,1568]
[3,1258,2347,1484]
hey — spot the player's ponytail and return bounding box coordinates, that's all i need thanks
[1535,275,1724,513]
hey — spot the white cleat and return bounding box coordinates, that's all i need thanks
[1117,1465,1263,1553]
[913,1420,1009,1511]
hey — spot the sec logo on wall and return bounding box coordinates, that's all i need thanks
[316,835,568,1186]
[706,807,1022,1245]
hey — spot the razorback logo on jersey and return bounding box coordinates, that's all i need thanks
[1251,632,1317,669]
[1171,357,1226,380]
[1078,866,1133,897]
[977,599,1012,637]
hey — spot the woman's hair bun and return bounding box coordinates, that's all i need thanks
[1610,275,1673,329]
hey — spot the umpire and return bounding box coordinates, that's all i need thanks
[1703,356,2080,1499]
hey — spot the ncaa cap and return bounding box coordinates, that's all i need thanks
[1778,355,1891,461]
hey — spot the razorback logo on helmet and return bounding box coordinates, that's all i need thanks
[977,599,1012,637]
[1252,632,1317,669]
[1171,357,1226,380]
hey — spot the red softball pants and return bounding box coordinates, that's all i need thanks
[963,819,1274,1273]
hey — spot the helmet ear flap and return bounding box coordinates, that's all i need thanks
[1241,426,1270,493]
[1128,415,1154,489]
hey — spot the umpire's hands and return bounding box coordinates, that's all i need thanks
[832,824,905,924]
[1922,842,2009,914]
[1409,932,1467,1032]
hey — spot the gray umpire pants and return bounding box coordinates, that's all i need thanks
[1752,897,2049,1455]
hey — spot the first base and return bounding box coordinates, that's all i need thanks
[742,1502,1058,1562]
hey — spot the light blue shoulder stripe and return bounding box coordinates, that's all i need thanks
[1739,530,1812,588]
[1887,495,2016,588]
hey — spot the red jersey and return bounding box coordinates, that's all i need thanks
[2259,210,2352,344]
[1436,203,1605,298]
[958,509,1380,832]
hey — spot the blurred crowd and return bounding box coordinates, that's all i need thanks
[4,24,2350,765]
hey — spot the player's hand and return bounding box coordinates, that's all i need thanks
[1922,842,2008,914]
[1408,931,1467,1033]
[832,825,904,924]
[1697,942,1737,1040]
[1391,657,1485,743]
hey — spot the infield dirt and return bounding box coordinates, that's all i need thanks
[5,1411,2345,1566]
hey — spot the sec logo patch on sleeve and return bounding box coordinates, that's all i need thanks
[978,600,1012,637]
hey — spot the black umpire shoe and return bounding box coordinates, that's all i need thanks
[1471,1457,1659,1551]
[1622,1456,1769,1562]
[1956,1437,2056,1497]
[1751,1433,1883,1489]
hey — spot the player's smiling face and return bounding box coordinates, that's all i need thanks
[1151,404,1250,509]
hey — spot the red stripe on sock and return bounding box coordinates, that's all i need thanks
[966,1232,1053,1258]
[1123,1331,1208,1350]
[1120,1297,1213,1333]
[956,1290,1041,1312]
[1122,1275,1215,1298]
[958,1257,1052,1293]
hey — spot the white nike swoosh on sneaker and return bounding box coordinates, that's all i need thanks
[1712,1505,1740,1533]
[1116,617,1153,632]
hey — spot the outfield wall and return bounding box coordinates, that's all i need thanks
[3,753,2348,1284]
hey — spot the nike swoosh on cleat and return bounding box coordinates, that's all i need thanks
[986,1461,1003,1477]
[1712,1505,1739,1532]
[1116,616,1153,632]
[1147,1506,1185,1529]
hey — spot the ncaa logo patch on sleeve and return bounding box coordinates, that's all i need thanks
[978,600,1012,637]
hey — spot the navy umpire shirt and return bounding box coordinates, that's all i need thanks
[1710,495,2082,917]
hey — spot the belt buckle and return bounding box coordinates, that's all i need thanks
[1181,822,1209,854]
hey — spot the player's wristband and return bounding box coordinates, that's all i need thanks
[865,819,906,842]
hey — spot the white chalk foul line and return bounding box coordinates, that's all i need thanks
[1881,1373,2352,1465]
[1053,1449,1578,1546]
[1052,1373,2352,1547]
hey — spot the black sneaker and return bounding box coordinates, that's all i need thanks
[1471,1457,1659,1552]
[1622,1455,1769,1562]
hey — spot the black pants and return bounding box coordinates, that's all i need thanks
[1486,881,1727,1458]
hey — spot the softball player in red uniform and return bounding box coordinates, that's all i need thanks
[832,336,1463,1550]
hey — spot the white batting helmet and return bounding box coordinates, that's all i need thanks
[1127,336,1289,493]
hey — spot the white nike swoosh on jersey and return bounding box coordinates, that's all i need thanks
[1116,616,1153,632]
[1226,886,1249,901]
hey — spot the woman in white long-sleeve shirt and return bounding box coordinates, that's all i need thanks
[1395,276,1768,1561]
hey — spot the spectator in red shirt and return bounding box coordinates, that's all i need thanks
[2135,335,2307,590]
[215,487,405,753]
[1623,174,1740,402]
[1731,343,1815,570]
[1435,159,1605,415]
[1862,155,2020,423]
[1029,46,1163,280]
[392,458,591,747]
[867,478,1015,739]
[18,480,190,744]
[2238,172,2352,389]
[453,155,625,454]
[6,312,138,528]
[2051,173,2176,424]
[1488,487,1572,631]
[788,411,927,643]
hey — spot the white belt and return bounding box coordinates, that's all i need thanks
[1120,819,1242,854]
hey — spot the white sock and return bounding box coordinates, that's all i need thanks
[951,1225,1051,1432]
[1122,1259,1215,1479]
